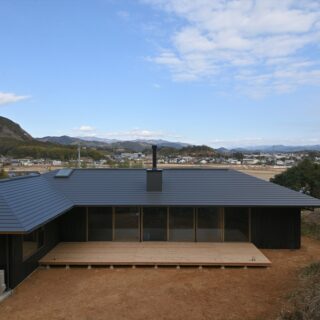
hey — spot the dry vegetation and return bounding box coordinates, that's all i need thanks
[278,210,320,320]
[302,209,320,240]
[278,262,320,320]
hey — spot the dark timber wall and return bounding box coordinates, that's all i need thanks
[0,236,6,269]
[251,207,301,249]
[0,236,9,288]
[59,207,87,241]
[7,219,60,289]
[2,207,86,289]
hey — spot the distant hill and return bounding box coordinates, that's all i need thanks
[229,145,320,153]
[0,116,33,141]
[37,136,190,152]
[38,136,112,148]
[38,135,82,145]
[216,147,231,154]
[159,145,218,157]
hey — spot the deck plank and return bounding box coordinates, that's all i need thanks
[39,242,271,267]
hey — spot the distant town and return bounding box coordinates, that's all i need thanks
[1,115,320,180]
[2,149,320,180]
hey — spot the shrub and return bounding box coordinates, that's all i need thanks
[278,263,320,320]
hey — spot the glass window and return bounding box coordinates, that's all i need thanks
[197,207,222,242]
[143,207,167,241]
[114,207,140,241]
[169,207,194,241]
[88,207,113,241]
[224,208,249,242]
[22,228,44,260]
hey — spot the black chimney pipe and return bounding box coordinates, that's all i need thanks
[152,145,157,169]
[147,145,162,192]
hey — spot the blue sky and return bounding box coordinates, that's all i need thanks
[0,0,320,148]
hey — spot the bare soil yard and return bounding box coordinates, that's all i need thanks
[1,237,320,320]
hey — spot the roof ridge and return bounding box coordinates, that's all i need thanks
[42,174,75,205]
[0,173,40,183]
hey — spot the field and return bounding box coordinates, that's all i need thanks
[1,237,320,320]
[8,164,286,181]
[162,164,286,181]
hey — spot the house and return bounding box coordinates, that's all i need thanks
[0,146,320,290]
[242,158,260,165]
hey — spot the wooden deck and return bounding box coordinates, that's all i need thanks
[39,242,271,267]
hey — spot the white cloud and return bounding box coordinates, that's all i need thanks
[71,126,182,140]
[143,0,320,95]
[101,128,181,140]
[78,125,95,132]
[0,92,30,106]
[72,125,97,137]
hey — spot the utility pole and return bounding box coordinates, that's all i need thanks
[78,142,81,168]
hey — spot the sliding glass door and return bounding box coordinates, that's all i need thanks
[197,207,222,242]
[86,206,250,243]
[169,207,195,241]
[224,207,249,242]
[114,207,140,241]
[88,207,113,241]
[143,207,167,241]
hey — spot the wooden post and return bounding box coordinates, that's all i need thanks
[221,207,225,242]
[248,208,252,242]
[194,207,197,242]
[86,207,89,242]
[167,207,170,241]
[140,207,143,242]
[112,207,115,241]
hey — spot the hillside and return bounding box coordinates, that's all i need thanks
[0,117,105,160]
[0,116,33,141]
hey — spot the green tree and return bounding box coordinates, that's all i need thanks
[0,168,8,179]
[271,159,320,198]
[231,152,244,161]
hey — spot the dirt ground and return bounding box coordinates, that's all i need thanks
[1,237,320,320]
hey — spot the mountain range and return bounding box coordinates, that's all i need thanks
[1,116,320,155]
[37,136,190,152]
[221,145,320,153]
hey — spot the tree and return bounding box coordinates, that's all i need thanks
[0,168,8,179]
[271,159,320,199]
[231,152,244,161]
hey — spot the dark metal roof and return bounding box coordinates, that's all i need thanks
[1,168,320,233]
[43,169,320,207]
[0,174,73,233]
